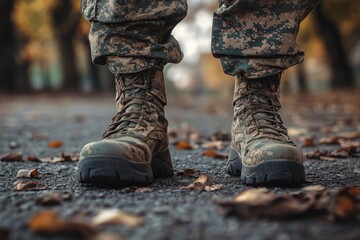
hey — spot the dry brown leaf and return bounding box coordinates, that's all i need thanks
[0,153,23,162]
[16,168,39,178]
[38,157,63,163]
[302,137,315,147]
[319,156,336,161]
[204,184,224,192]
[61,152,79,162]
[212,131,230,141]
[330,186,360,220]
[177,168,199,177]
[9,141,20,149]
[13,181,48,191]
[181,175,222,192]
[29,211,97,238]
[94,232,124,240]
[319,136,338,144]
[27,155,41,162]
[217,186,360,221]
[338,139,360,149]
[134,187,153,193]
[92,209,143,227]
[201,150,228,159]
[175,140,194,150]
[201,140,224,150]
[319,132,360,145]
[48,140,63,148]
[36,192,72,206]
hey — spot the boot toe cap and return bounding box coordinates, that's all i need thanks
[79,139,148,163]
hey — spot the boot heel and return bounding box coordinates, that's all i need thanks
[151,148,174,178]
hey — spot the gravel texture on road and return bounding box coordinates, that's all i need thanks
[1,92,360,240]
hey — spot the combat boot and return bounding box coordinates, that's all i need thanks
[226,74,305,186]
[78,65,173,185]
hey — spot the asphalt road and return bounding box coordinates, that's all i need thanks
[0,92,360,240]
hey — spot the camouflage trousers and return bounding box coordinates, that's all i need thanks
[81,0,320,78]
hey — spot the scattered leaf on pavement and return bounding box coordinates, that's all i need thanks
[200,140,225,150]
[175,140,194,150]
[134,187,153,193]
[9,141,20,149]
[177,168,199,177]
[27,155,41,162]
[61,152,80,161]
[201,150,228,159]
[92,209,144,227]
[16,168,39,178]
[301,137,315,147]
[181,175,223,192]
[13,181,48,191]
[217,185,360,221]
[48,140,63,148]
[1,153,23,162]
[29,210,97,238]
[36,192,72,206]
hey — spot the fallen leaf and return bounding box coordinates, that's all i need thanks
[61,152,80,162]
[211,131,230,141]
[48,140,63,148]
[201,150,228,159]
[0,153,23,162]
[27,155,41,162]
[217,186,360,221]
[181,175,223,192]
[94,233,124,240]
[36,152,79,163]
[9,141,20,149]
[36,192,72,206]
[329,186,360,221]
[16,168,39,178]
[319,136,338,144]
[338,139,360,149]
[177,168,199,177]
[134,187,153,193]
[204,184,224,192]
[13,181,48,191]
[29,211,97,238]
[92,209,143,227]
[201,140,225,150]
[175,140,194,150]
[301,137,315,147]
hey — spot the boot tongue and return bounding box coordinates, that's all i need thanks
[117,75,146,129]
[247,79,279,131]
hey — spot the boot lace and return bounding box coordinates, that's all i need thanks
[238,79,290,143]
[102,80,153,139]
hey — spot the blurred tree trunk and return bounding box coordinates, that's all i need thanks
[313,3,355,89]
[52,0,81,91]
[0,0,16,92]
[81,36,101,92]
[297,64,307,92]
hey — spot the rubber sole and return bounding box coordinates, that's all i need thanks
[226,147,305,186]
[77,148,173,186]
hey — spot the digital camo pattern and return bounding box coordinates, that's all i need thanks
[81,0,187,73]
[231,74,303,165]
[80,66,169,163]
[81,0,319,77]
[212,0,320,78]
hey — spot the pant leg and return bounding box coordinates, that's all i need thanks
[211,0,320,78]
[81,0,188,74]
